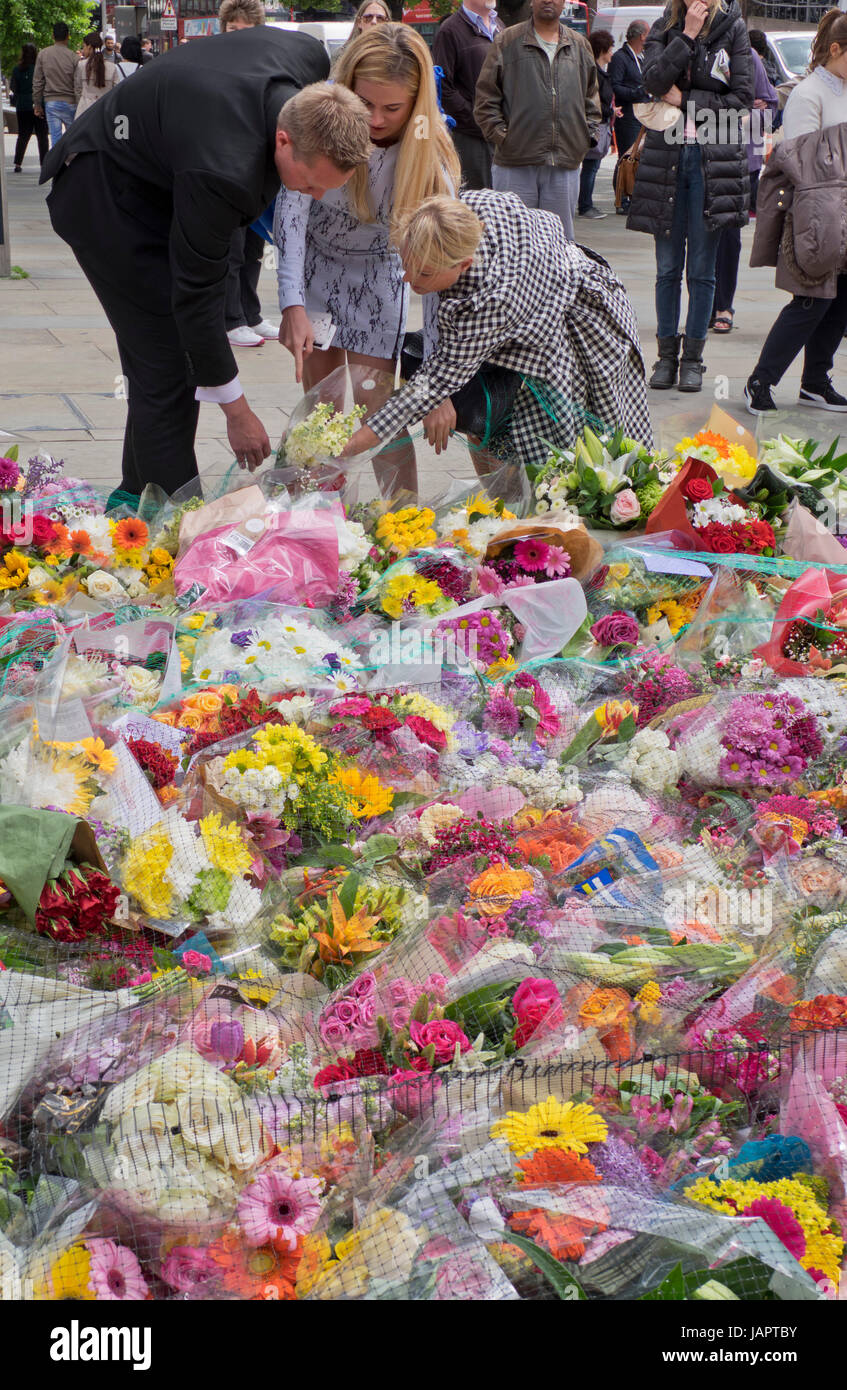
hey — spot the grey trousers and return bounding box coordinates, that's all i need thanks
[491,163,579,240]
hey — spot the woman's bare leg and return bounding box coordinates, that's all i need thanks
[347,351,418,500]
[302,346,346,398]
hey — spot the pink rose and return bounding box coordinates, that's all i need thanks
[181,949,212,975]
[388,1069,443,1118]
[512,977,564,1049]
[409,1018,471,1066]
[160,1246,219,1295]
[609,488,641,526]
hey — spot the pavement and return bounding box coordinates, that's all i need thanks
[3,129,847,495]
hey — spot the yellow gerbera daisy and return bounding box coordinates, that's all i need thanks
[79,737,118,775]
[333,766,394,819]
[35,1244,94,1301]
[491,1096,608,1156]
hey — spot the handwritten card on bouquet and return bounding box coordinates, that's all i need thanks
[110,710,185,758]
[106,738,165,838]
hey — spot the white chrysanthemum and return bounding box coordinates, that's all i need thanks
[59,652,111,698]
[333,515,371,569]
[675,715,724,786]
[620,728,680,794]
[578,782,654,835]
[161,813,212,899]
[208,878,264,931]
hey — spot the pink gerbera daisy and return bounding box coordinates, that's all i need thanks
[513,538,550,572]
[543,545,572,578]
[87,1239,150,1300]
[237,1170,322,1251]
[741,1197,806,1261]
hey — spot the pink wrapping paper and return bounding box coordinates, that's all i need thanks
[173,506,340,607]
[754,566,847,675]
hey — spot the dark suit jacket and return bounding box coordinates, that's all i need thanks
[608,42,647,121]
[42,28,329,386]
[432,8,502,140]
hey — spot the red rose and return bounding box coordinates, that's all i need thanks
[351,1048,390,1077]
[313,1060,359,1090]
[512,977,565,1049]
[38,882,70,915]
[684,478,714,502]
[405,716,447,751]
[696,522,736,554]
[30,514,58,549]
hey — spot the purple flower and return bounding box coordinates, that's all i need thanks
[483,691,520,738]
[0,458,21,490]
[22,453,63,496]
[590,611,640,648]
[323,652,341,671]
[230,629,255,648]
[209,1018,244,1061]
[592,1135,653,1192]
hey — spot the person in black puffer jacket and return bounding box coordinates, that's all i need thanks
[627,0,753,391]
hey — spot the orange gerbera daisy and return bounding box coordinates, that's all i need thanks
[509,1209,597,1262]
[113,516,149,550]
[69,530,94,555]
[206,1231,302,1300]
[516,1148,601,1188]
[49,522,72,557]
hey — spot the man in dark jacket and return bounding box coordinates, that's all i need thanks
[474,0,600,239]
[608,19,649,213]
[41,30,372,505]
[626,0,752,392]
[432,0,503,189]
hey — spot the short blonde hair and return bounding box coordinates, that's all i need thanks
[219,0,265,26]
[277,82,373,172]
[395,195,484,271]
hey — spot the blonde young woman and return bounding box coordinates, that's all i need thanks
[274,24,460,493]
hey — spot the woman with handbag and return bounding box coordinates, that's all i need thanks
[745,9,847,416]
[578,29,616,220]
[626,0,753,392]
[274,24,459,496]
[340,191,653,470]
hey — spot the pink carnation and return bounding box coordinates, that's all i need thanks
[741,1197,806,1261]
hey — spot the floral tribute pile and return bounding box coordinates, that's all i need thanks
[3,420,847,1303]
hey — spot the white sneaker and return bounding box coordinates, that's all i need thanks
[227,326,264,347]
[251,319,281,340]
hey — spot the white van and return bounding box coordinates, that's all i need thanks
[592,5,665,46]
[267,19,354,61]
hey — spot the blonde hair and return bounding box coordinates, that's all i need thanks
[219,0,265,26]
[664,0,723,34]
[811,7,847,68]
[395,195,484,272]
[352,0,391,31]
[277,83,373,172]
[333,24,461,226]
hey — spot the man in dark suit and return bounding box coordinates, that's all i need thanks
[432,0,503,190]
[41,30,372,504]
[608,18,648,214]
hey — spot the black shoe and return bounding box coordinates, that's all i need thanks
[13,166,22,173]
[745,376,776,415]
[615,206,628,215]
[678,336,706,392]
[799,380,847,412]
[649,335,681,390]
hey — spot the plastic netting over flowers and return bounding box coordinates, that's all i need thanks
[4,420,847,1298]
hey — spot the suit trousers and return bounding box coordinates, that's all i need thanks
[47,151,202,497]
[225,225,265,330]
[613,112,642,208]
[451,130,493,190]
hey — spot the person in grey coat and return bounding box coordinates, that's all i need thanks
[626,0,753,392]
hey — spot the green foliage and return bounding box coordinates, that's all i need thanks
[10,266,29,279]
[0,0,96,74]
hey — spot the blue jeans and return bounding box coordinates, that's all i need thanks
[654,143,721,340]
[44,100,76,146]
[578,156,600,213]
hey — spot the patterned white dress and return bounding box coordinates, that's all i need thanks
[274,145,417,361]
[367,189,653,467]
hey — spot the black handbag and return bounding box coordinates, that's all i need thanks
[400,331,522,445]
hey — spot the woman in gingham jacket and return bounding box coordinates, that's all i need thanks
[342,189,653,468]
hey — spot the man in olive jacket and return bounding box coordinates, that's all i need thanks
[474,0,600,239]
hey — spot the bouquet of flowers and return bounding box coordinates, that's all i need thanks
[530,427,667,529]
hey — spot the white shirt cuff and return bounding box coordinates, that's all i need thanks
[195,376,243,404]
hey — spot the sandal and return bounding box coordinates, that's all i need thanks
[714,309,734,334]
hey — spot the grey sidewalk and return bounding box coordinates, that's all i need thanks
[3,131,846,492]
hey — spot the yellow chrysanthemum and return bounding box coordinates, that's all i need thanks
[635,979,662,1024]
[295,1232,335,1298]
[374,507,437,556]
[393,691,456,733]
[491,1096,608,1157]
[236,969,276,1006]
[123,830,175,917]
[688,1175,843,1288]
[381,572,443,619]
[79,737,118,775]
[333,766,394,819]
[35,1244,94,1301]
[199,812,253,876]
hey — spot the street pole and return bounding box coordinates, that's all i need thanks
[0,61,11,277]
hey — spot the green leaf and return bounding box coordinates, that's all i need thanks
[5,446,18,463]
[616,713,637,743]
[358,834,399,864]
[641,1261,688,1300]
[337,872,361,918]
[505,1233,587,1299]
[290,846,355,869]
